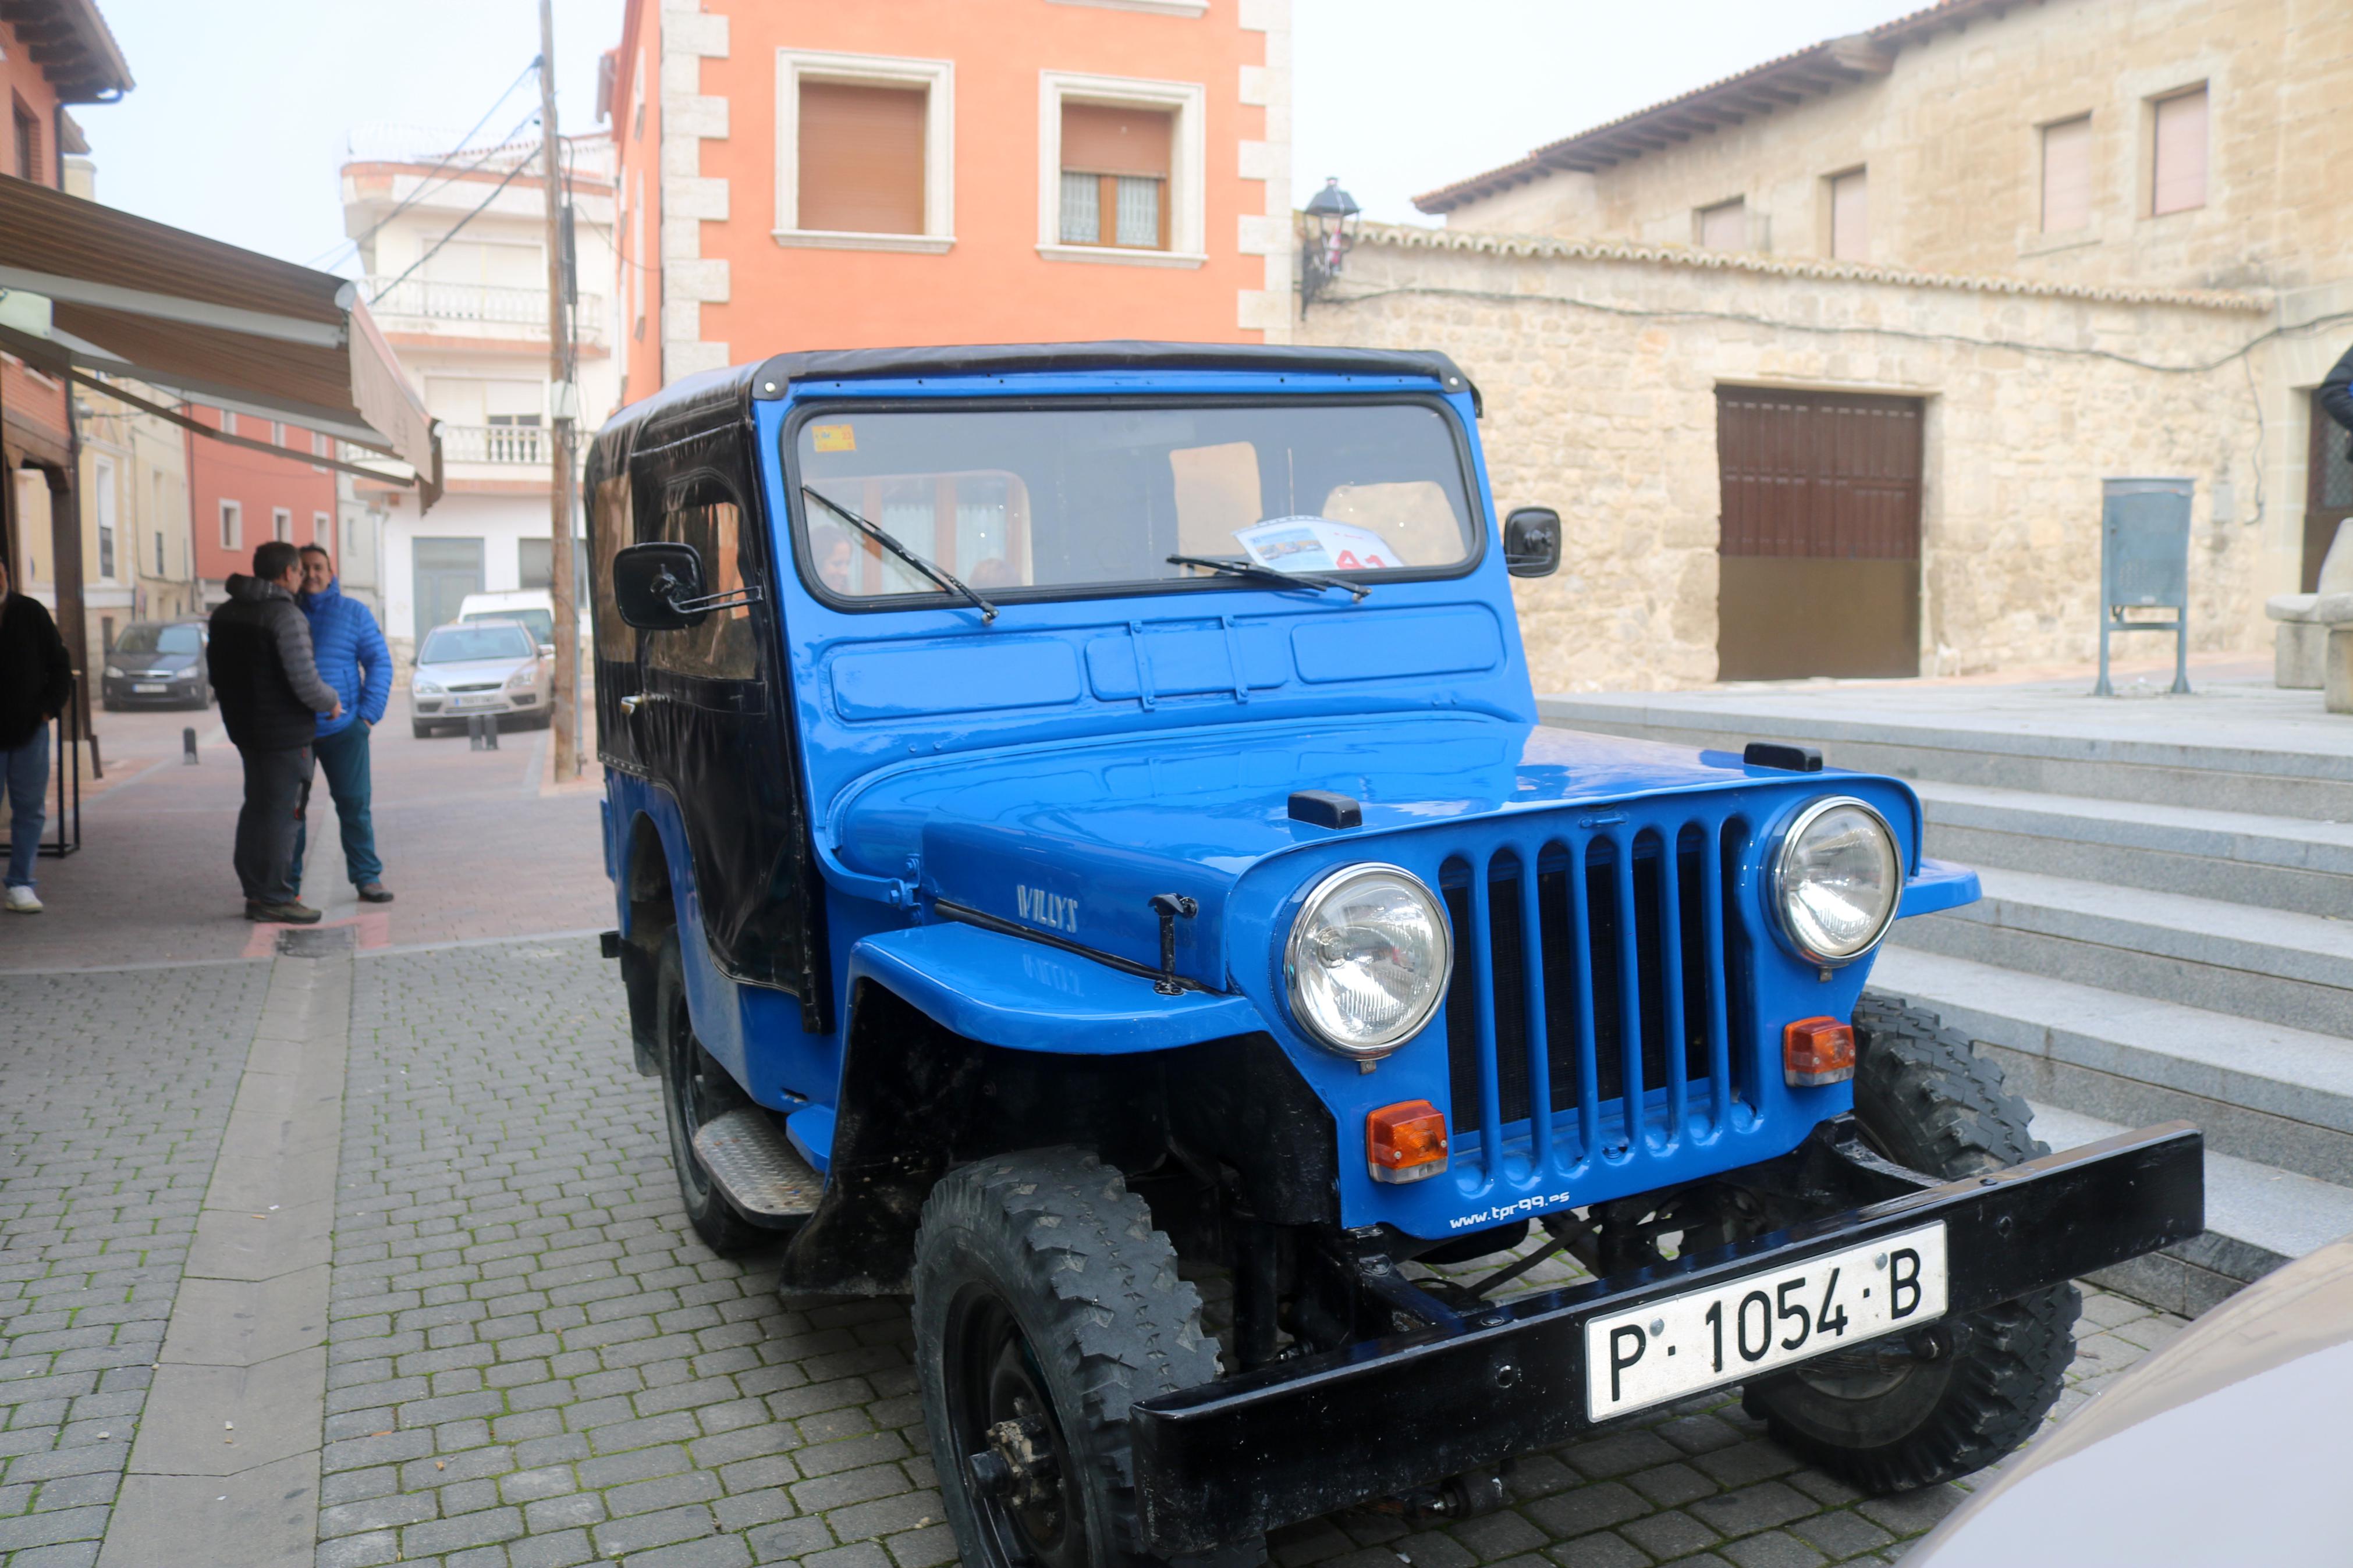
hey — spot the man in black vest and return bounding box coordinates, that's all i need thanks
[208,539,342,923]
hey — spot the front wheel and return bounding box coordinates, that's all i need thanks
[1741,993,2079,1492]
[915,1149,1262,1568]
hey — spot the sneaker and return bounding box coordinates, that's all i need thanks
[356,881,395,904]
[244,900,323,925]
[3,885,41,913]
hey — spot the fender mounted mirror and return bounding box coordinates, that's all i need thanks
[613,541,709,630]
[1503,507,1562,578]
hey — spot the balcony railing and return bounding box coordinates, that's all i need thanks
[441,423,551,465]
[363,277,606,342]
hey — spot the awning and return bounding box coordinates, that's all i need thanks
[0,174,441,503]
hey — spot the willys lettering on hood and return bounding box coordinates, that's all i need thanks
[828,713,1847,991]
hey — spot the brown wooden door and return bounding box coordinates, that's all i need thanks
[2305,398,2353,592]
[1716,386,1923,680]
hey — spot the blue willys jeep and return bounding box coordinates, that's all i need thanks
[584,343,2201,1566]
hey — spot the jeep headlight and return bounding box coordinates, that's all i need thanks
[1285,864,1451,1059]
[1772,797,1901,966]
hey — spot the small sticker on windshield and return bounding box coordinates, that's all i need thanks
[810,423,856,453]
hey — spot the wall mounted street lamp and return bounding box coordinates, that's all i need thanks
[1300,176,1360,315]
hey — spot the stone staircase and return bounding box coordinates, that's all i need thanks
[1541,682,2353,1317]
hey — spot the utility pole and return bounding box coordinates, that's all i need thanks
[537,0,581,781]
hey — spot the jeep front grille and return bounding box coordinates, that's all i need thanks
[1436,813,1753,1179]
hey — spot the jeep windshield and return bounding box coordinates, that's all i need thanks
[790,399,1479,606]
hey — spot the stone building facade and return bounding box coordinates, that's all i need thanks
[1300,225,2271,691]
[1377,0,2353,684]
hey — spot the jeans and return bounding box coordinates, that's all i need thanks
[233,743,312,905]
[2,726,48,890]
[292,721,382,888]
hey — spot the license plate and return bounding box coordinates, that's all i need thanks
[1584,1222,1948,1417]
[451,695,498,709]
[133,682,166,693]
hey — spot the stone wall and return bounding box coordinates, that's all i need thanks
[1301,225,2279,691]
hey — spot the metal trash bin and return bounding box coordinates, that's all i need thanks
[2095,477,2194,696]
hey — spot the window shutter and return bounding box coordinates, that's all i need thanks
[2152,88,2206,215]
[1060,103,1171,178]
[799,81,927,234]
[1698,200,1746,251]
[2041,117,2093,232]
[1830,170,1868,261]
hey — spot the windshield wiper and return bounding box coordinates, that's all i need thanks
[1165,553,1368,603]
[802,486,996,624]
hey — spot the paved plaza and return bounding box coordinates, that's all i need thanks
[1,696,2195,1567]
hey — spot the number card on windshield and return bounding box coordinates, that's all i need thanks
[1584,1223,1949,1418]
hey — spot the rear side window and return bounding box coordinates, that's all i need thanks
[591,475,637,662]
[648,473,759,682]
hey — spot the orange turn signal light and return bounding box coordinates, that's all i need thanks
[1784,1016,1857,1087]
[1367,1100,1449,1185]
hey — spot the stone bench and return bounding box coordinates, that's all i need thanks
[2267,518,2353,690]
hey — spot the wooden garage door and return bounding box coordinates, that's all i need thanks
[1716,386,1923,680]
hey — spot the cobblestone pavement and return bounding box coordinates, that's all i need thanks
[304,934,2187,1568]
[0,962,274,1567]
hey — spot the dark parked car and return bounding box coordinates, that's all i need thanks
[100,620,209,710]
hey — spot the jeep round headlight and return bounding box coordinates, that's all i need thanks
[1772,797,1901,965]
[1285,864,1451,1059]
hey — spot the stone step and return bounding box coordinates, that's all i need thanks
[1888,866,2353,1039]
[2027,1101,2353,1317]
[1869,949,2353,1184]
[1913,780,2353,918]
[1538,694,2353,820]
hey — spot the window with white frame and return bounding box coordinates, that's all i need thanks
[1037,72,1206,265]
[774,49,954,252]
[220,410,237,437]
[273,507,292,543]
[219,499,241,550]
[314,511,332,546]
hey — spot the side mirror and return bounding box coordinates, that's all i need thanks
[538,643,556,657]
[613,541,708,630]
[1503,507,1562,578]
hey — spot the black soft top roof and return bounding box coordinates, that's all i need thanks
[591,341,1481,453]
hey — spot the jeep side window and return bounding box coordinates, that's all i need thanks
[648,475,758,682]
[590,474,637,664]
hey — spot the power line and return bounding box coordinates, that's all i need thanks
[309,58,544,270]
[365,143,543,304]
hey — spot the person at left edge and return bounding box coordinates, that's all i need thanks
[292,543,393,903]
[0,553,73,913]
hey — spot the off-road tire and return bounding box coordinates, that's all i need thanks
[1742,991,2080,1492]
[914,1149,1265,1568]
[654,934,765,1256]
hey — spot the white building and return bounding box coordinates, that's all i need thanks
[339,127,620,649]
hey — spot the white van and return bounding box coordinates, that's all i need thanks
[456,589,555,649]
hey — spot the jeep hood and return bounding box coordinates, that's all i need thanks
[828,714,1805,990]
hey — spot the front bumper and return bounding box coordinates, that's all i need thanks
[1131,1119,2203,1555]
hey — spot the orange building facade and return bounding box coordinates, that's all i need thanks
[602,0,1293,404]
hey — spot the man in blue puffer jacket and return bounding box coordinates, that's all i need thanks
[293,543,395,902]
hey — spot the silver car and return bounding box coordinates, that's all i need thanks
[1907,1232,2353,1566]
[409,620,554,737]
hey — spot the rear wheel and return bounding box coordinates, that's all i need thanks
[654,933,765,1255]
[915,1149,1262,1568]
[1741,993,2079,1491]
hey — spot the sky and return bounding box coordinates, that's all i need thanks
[66,0,1932,271]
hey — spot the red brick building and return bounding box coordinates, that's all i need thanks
[182,406,339,603]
